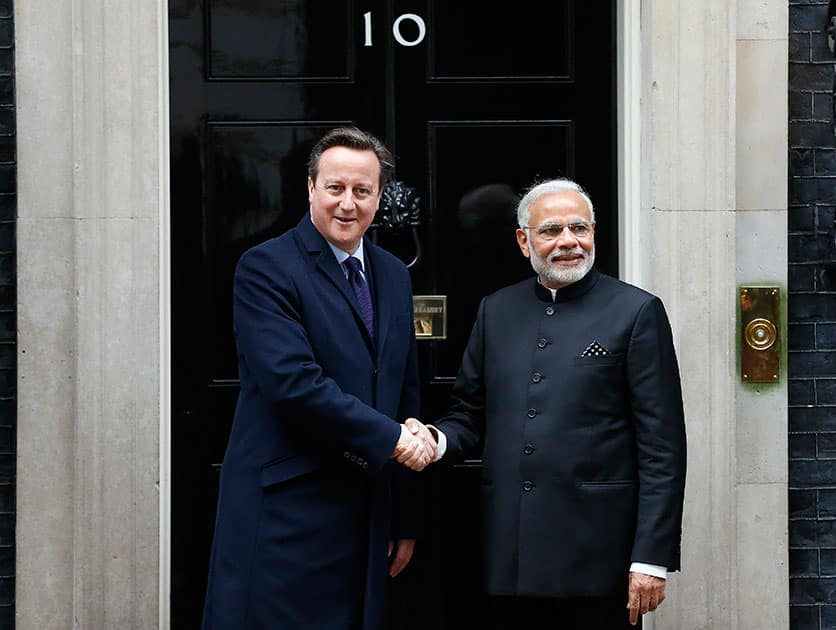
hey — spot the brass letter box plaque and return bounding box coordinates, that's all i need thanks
[412,295,447,340]
[739,286,780,383]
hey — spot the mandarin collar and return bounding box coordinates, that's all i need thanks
[533,267,600,303]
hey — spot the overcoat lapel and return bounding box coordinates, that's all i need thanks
[296,216,376,355]
[365,242,393,366]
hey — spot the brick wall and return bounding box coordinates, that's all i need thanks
[789,0,836,627]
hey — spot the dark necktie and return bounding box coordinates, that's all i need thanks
[344,256,375,340]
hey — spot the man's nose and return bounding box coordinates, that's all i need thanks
[339,190,356,210]
[555,226,579,247]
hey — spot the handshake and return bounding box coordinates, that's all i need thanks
[391,418,437,471]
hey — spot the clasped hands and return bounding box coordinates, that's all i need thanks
[391,417,437,471]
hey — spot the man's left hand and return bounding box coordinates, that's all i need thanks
[387,538,416,577]
[627,571,666,625]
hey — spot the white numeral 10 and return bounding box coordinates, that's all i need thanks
[363,12,426,47]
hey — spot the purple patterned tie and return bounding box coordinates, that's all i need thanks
[344,256,375,340]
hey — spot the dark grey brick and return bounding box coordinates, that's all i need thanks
[817,265,836,291]
[795,577,836,607]
[0,222,13,252]
[0,79,13,108]
[819,379,836,405]
[792,577,836,604]
[791,205,817,232]
[819,207,836,232]
[0,20,12,50]
[790,64,834,92]
[793,324,818,350]
[0,484,13,514]
[0,426,13,455]
[820,325,836,350]
[795,149,817,176]
[0,165,13,195]
[0,400,14,427]
[791,234,833,262]
[792,406,836,431]
[796,549,821,576]
[791,264,817,292]
[792,379,817,405]
[791,489,818,518]
[791,295,836,321]
[0,196,14,222]
[790,352,836,378]
[791,5,831,31]
[0,372,13,405]
[818,151,836,176]
[791,460,836,486]
[789,33,811,62]
[0,344,14,370]
[811,31,835,62]
[792,433,818,458]
[0,135,15,163]
[813,93,834,122]
[0,578,13,608]
[790,604,820,629]
[0,108,15,137]
[792,178,836,204]
[0,512,12,547]
[791,122,836,148]
[819,434,836,459]
[792,91,814,120]
[0,0,13,18]
[822,604,836,627]
[791,31,812,61]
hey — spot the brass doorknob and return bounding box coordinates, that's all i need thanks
[744,318,777,351]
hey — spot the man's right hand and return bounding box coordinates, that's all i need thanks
[392,419,436,471]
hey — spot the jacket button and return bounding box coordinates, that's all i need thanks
[545,305,555,316]
[524,444,535,455]
[351,455,357,462]
[362,462,368,469]
[538,338,548,348]
[523,481,534,492]
[527,408,537,419]
[532,372,542,383]
[344,451,350,459]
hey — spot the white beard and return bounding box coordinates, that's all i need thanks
[529,244,595,286]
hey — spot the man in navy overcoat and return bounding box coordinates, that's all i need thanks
[202,128,434,629]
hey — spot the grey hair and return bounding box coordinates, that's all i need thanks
[516,178,595,228]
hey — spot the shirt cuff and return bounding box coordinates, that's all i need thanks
[426,425,447,461]
[630,562,667,579]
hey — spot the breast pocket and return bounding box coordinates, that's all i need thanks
[573,354,624,367]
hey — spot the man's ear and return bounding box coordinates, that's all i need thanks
[516,228,531,259]
[307,177,315,202]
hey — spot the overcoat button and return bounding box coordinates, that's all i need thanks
[538,338,548,348]
[524,445,535,455]
[344,451,350,459]
[362,462,368,469]
[545,305,555,316]
[351,455,357,462]
[523,481,534,492]
[527,408,537,418]
[532,372,542,383]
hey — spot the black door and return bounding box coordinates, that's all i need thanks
[170,1,616,627]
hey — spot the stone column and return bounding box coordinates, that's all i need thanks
[642,1,788,629]
[16,0,168,628]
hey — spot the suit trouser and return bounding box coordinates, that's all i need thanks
[488,595,641,630]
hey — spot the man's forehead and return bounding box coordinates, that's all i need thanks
[530,191,591,220]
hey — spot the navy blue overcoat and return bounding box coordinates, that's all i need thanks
[202,215,420,629]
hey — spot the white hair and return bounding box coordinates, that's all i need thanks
[516,178,595,228]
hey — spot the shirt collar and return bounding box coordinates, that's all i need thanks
[327,237,365,272]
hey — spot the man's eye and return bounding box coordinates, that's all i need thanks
[325,185,342,193]
[540,227,561,237]
[355,188,371,197]
[569,224,589,236]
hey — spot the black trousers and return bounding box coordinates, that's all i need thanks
[488,595,642,630]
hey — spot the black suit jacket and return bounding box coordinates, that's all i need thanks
[437,268,686,598]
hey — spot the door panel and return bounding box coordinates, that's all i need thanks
[170,1,616,627]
